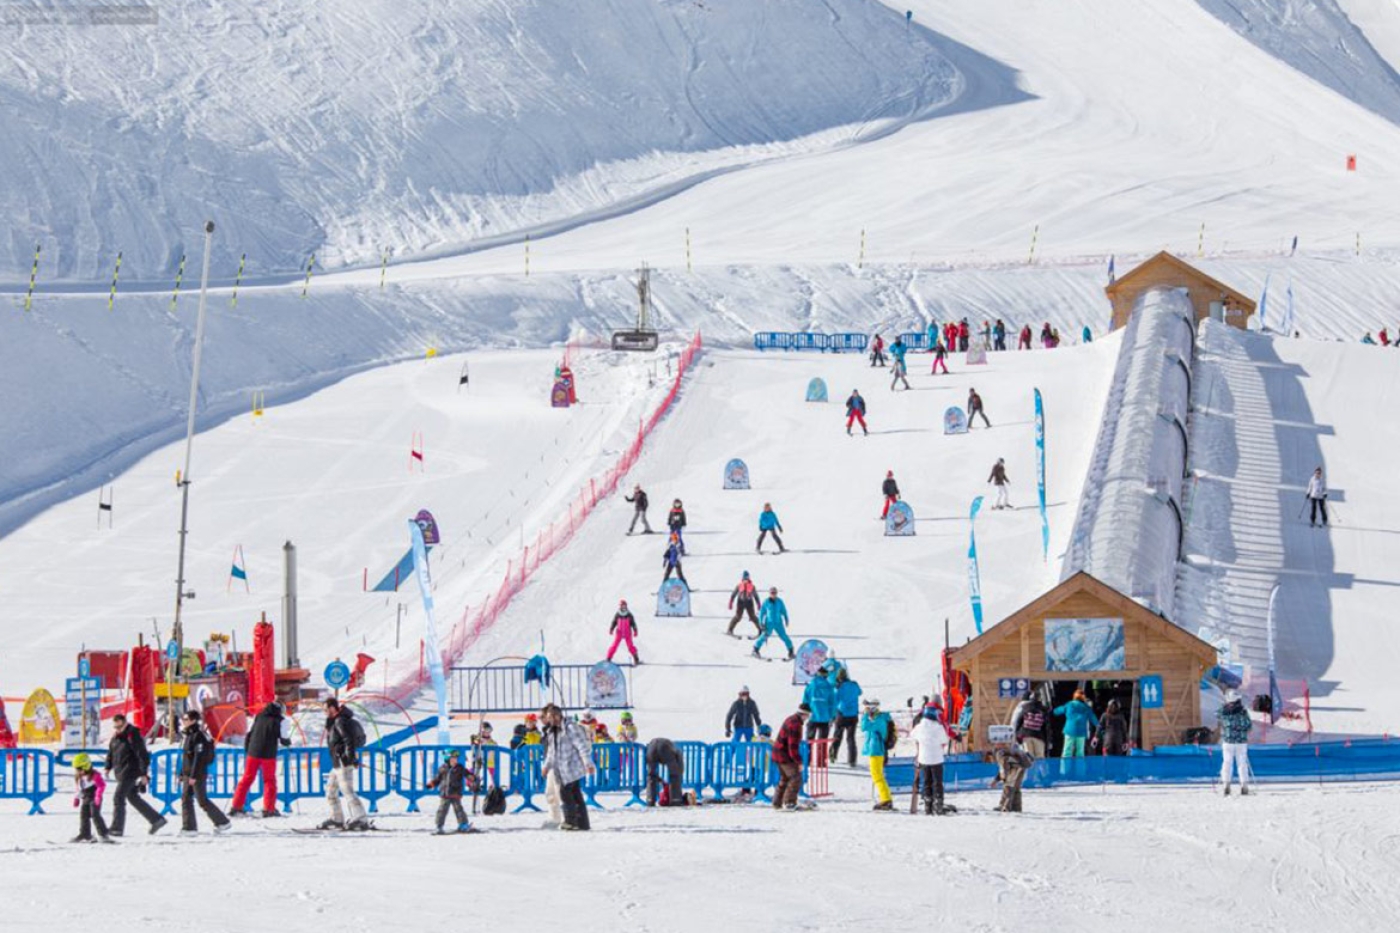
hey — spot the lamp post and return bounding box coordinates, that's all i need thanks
[168,220,216,741]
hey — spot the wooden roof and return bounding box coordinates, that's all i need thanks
[950,571,1218,668]
[1104,251,1256,311]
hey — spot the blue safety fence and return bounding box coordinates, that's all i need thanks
[710,740,773,802]
[393,745,510,812]
[584,742,645,808]
[754,332,868,353]
[510,744,544,813]
[2,749,57,814]
[884,738,1400,794]
[896,333,932,350]
[55,748,107,769]
[148,747,394,815]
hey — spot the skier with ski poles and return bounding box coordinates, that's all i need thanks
[988,458,1011,509]
[624,484,652,535]
[1305,466,1329,527]
[727,570,762,637]
[845,389,868,436]
[753,586,795,661]
[756,503,786,554]
[881,470,901,519]
[606,599,641,665]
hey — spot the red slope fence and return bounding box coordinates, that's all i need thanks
[380,331,703,707]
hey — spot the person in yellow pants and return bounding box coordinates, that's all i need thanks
[860,699,895,810]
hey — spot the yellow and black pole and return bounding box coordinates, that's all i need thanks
[107,252,122,311]
[230,253,246,309]
[301,253,315,298]
[170,254,187,312]
[23,244,39,311]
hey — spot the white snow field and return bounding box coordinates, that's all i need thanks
[4,783,1400,932]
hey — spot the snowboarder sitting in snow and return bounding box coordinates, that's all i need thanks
[845,389,868,436]
[625,484,652,535]
[881,470,901,519]
[756,503,786,554]
[426,749,477,834]
[71,753,113,844]
[967,388,991,428]
[988,458,1010,509]
[667,499,687,554]
[727,570,763,637]
[606,598,641,666]
[662,533,688,586]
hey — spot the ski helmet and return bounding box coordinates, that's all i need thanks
[759,724,773,736]
[73,753,92,771]
[621,712,633,722]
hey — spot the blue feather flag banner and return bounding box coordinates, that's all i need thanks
[1034,389,1049,562]
[968,496,985,634]
[410,519,451,745]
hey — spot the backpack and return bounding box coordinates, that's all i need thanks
[198,731,217,768]
[343,716,367,751]
[482,786,506,816]
[884,718,898,753]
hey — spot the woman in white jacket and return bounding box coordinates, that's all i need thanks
[1305,467,1328,527]
[911,702,950,815]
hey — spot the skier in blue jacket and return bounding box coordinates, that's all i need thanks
[752,587,795,661]
[1053,690,1099,758]
[830,671,864,767]
[756,503,786,554]
[801,667,837,755]
[661,533,688,586]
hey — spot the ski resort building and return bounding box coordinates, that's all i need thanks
[949,571,1217,752]
[1105,252,1255,331]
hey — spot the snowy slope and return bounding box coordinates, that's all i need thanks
[0,0,967,281]
[1178,324,1400,737]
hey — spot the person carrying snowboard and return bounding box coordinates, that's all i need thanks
[662,533,688,586]
[1305,466,1329,527]
[71,754,114,844]
[625,484,652,535]
[860,698,895,810]
[606,599,641,665]
[321,698,371,831]
[756,503,786,554]
[889,337,911,390]
[967,388,991,428]
[881,471,901,519]
[845,389,868,436]
[931,338,949,374]
[753,586,795,660]
[105,712,166,836]
[911,701,949,815]
[870,333,887,367]
[667,498,688,554]
[426,749,477,834]
[727,571,762,637]
[988,458,1011,509]
[179,710,230,836]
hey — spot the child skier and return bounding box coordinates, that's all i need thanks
[845,390,868,436]
[890,356,911,391]
[667,499,688,554]
[71,754,114,844]
[988,458,1011,509]
[756,504,786,554]
[727,570,763,637]
[425,749,476,834]
[931,339,949,374]
[617,711,639,744]
[881,471,901,519]
[662,534,688,586]
[606,599,641,665]
[753,586,795,660]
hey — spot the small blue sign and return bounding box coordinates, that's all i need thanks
[324,660,352,689]
[78,657,90,678]
[165,639,179,662]
[1140,675,1164,709]
[65,677,101,700]
[997,677,1030,699]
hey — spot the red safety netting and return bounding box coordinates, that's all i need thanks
[380,332,703,706]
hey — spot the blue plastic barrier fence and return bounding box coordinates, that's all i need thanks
[897,333,932,350]
[510,744,544,813]
[150,747,394,815]
[675,741,713,798]
[583,742,645,808]
[55,748,107,770]
[792,333,827,352]
[828,333,870,353]
[710,740,773,802]
[393,745,511,813]
[2,749,57,814]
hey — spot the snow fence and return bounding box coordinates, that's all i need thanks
[1062,289,1195,619]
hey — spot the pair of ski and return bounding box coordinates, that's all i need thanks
[908,769,957,815]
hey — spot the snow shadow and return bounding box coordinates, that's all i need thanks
[1178,326,1338,695]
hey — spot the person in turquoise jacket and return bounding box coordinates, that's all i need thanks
[752,587,795,660]
[757,504,785,554]
[1053,690,1099,758]
[802,668,836,752]
[890,337,909,367]
[860,699,895,809]
[830,671,863,766]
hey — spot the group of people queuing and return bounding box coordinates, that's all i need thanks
[869,319,1087,369]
